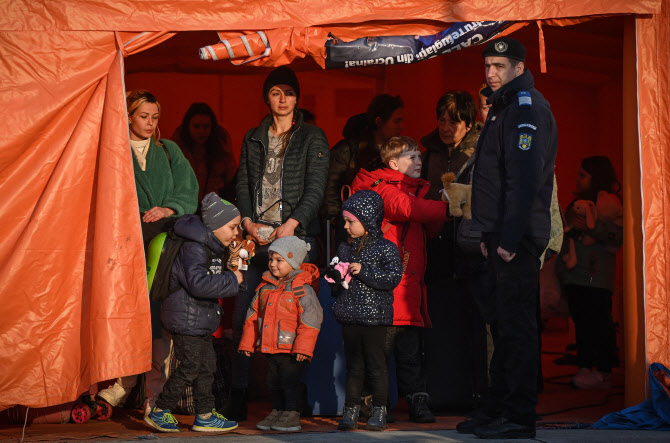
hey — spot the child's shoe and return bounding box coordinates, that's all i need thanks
[570,367,592,388]
[271,410,301,431]
[144,407,179,433]
[366,405,388,431]
[256,409,281,430]
[192,409,238,432]
[573,370,612,390]
[338,404,360,431]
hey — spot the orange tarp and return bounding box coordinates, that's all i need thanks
[636,0,670,388]
[0,0,666,411]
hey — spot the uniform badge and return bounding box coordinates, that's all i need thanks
[491,115,497,121]
[518,133,532,150]
[517,91,532,106]
[495,41,508,53]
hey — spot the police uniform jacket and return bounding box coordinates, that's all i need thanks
[471,70,558,253]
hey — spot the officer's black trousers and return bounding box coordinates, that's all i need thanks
[479,233,547,428]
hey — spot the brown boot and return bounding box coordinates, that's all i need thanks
[256,409,281,430]
[271,410,301,431]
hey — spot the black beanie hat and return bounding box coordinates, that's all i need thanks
[482,37,526,62]
[262,66,300,104]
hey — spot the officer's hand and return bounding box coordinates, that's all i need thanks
[497,246,516,262]
[480,242,488,258]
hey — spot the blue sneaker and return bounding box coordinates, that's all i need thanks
[192,409,238,432]
[144,407,179,433]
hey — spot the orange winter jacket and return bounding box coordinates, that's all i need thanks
[238,263,323,358]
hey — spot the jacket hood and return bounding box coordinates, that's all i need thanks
[485,69,535,107]
[174,214,227,256]
[259,262,320,289]
[341,188,385,238]
[353,167,428,190]
[420,128,443,153]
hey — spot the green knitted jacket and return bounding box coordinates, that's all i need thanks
[132,138,199,216]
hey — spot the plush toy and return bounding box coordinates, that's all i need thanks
[562,199,597,269]
[440,172,472,219]
[324,256,352,290]
[228,234,256,271]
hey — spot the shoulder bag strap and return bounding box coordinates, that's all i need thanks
[159,139,172,165]
[455,152,477,183]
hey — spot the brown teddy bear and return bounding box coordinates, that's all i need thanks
[440,172,472,219]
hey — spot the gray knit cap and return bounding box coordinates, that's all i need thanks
[268,236,310,270]
[201,192,240,231]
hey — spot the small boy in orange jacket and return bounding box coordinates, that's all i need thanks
[238,236,323,432]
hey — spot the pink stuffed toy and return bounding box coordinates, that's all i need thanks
[562,192,622,269]
[562,200,596,269]
[324,256,352,289]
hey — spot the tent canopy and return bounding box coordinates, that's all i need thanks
[0,0,667,411]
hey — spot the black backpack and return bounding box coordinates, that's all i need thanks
[147,227,185,302]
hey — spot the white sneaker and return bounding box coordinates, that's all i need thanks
[97,376,136,406]
[573,369,611,390]
[570,367,592,387]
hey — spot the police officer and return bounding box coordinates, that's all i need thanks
[456,37,558,439]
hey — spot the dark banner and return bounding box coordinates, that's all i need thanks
[325,21,511,69]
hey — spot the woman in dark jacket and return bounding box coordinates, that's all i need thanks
[229,66,330,420]
[323,95,405,219]
[323,95,405,247]
[419,90,488,410]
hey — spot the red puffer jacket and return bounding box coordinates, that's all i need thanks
[351,168,448,327]
[238,263,323,357]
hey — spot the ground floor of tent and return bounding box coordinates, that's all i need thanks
[0,322,626,441]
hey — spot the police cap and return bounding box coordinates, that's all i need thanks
[482,37,526,62]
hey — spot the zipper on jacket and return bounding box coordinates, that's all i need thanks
[253,124,302,222]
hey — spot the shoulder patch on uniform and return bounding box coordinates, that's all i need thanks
[517,123,537,130]
[518,133,532,150]
[517,91,532,107]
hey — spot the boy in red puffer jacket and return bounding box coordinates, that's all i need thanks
[351,136,449,423]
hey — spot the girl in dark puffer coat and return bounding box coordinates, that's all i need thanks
[330,190,403,432]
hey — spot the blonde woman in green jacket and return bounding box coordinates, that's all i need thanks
[127,90,198,250]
